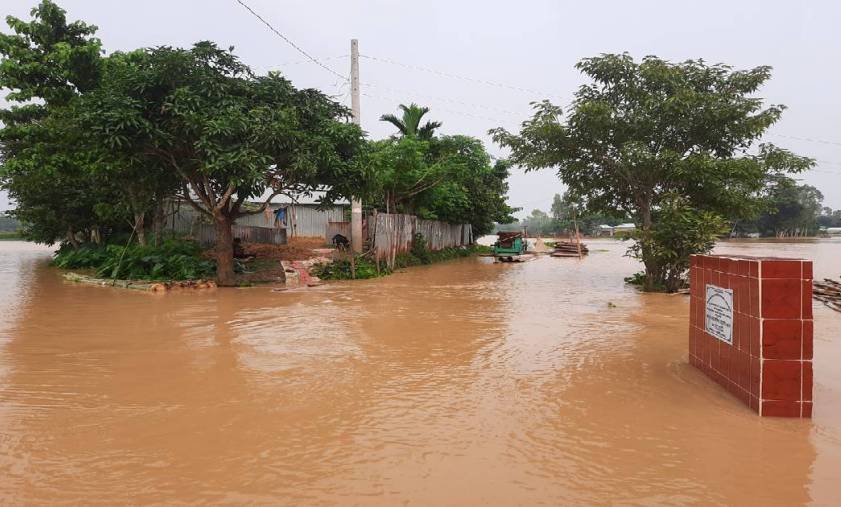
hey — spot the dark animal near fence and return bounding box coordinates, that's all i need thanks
[332,234,350,251]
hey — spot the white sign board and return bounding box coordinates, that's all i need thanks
[705,285,734,345]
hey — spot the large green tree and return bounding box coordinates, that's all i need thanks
[0,0,110,245]
[414,136,516,236]
[81,42,366,285]
[492,54,813,291]
[366,113,515,235]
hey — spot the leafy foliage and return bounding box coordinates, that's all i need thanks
[53,239,215,280]
[366,116,515,235]
[410,233,432,264]
[492,53,813,291]
[736,178,825,237]
[0,1,120,246]
[626,194,728,291]
[79,42,366,284]
[313,244,484,280]
[380,103,442,140]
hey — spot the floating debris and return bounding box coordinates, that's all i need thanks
[814,278,841,313]
[551,241,589,258]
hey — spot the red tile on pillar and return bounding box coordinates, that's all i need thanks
[762,400,801,417]
[749,278,759,317]
[762,319,802,360]
[748,260,759,278]
[803,363,813,402]
[749,318,761,357]
[738,351,751,390]
[802,280,813,319]
[762,260,802,279]
[803,320,813,360]
[750,357,761,396]
[802,402,813,418]
[802,261,813,280]
[762,360,802,401]
[761,278,802,319]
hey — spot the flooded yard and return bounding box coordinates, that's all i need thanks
[1,238,840,505]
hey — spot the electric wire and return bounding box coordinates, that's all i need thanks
[233,0,348,81]
[359,53,561,98]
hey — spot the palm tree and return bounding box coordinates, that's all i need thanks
[379,103,442,140]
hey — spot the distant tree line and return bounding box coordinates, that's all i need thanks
[496,192,627,236]
[733,178,838,237]
[0,213,20,232]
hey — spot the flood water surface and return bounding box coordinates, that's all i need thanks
[1,239,840,505]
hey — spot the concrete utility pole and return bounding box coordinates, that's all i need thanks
[350,39,363,253]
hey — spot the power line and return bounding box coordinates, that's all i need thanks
[359,53,562,99]
[361,81,525,117]
[360,92,510,125]
[233,0,347,81]
[278,54,349,67]
[771,133,841,147]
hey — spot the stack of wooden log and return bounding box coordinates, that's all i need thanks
[814,278,841,313]
[551,241,589,257]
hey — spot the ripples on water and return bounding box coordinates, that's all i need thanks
[0,239,840,505]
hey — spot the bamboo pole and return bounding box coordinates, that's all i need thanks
[571,205,583,260]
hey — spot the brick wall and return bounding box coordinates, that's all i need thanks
[688,254,813,417]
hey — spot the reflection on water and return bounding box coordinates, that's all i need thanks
[0,239,839,505]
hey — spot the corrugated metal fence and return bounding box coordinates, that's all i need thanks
[285,205,346,237]
[165,201,346,243]
[169,220,287,246]
[370,213,472,269]
[326,221,352,241]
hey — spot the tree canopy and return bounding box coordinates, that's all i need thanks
[76,42,367,284]
[366,108,515,236]
[492,53,813,291]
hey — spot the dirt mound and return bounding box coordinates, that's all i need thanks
[243,237,328,261]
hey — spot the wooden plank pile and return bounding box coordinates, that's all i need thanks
[813,278,841,313]
[550,241,589,257]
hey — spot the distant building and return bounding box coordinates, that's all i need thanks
[598,223,636,237]
[167,196,348,240]
[826,227,841,236]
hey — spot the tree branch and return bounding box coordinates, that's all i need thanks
[180,183,213,217]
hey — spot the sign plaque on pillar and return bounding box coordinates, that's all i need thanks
[705,285,733,345]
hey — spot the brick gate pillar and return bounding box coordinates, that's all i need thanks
[688,255,813,417]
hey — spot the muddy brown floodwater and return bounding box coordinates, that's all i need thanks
[1,238,840,505]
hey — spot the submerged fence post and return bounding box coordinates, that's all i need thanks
[688,254,814,417]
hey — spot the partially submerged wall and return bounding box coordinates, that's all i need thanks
[688,254,813,417]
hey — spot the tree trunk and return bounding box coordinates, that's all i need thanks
[66,227,80,250]
[152,200,165,247]
[214,213,236,286]
[134,212,147,246]
[637,199,662,292]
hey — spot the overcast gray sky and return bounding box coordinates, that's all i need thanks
[2,0,840,216]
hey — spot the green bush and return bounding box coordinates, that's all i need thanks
[52,244,112,269]
[53,239,215,280]
[314,244,483,280]
[311,255,383,280]
[410,233,432,264]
